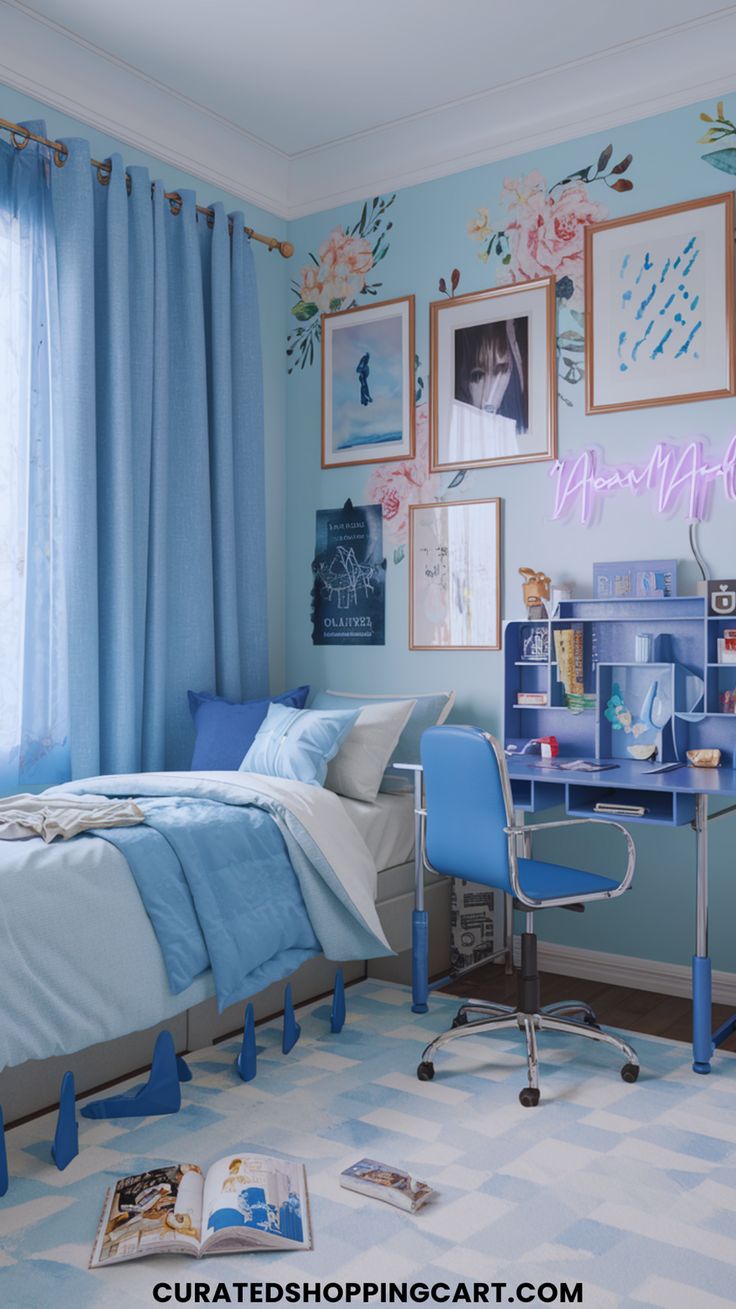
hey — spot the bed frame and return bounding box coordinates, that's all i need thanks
[0,858,451,1124]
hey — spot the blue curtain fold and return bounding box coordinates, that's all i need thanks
[1,124,268,785]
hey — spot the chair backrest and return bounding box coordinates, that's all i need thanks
[420,725,514,894]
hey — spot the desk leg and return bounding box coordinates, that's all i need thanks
[692,793,713,1074]
[411,769,429,1014]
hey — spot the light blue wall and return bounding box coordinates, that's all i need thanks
[0,82,289,693]
[284,95,736,970]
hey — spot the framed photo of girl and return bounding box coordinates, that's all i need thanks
[429,276,556,473]
[321,295,415,469]
[585,192,736,413]
[409,498,502,651]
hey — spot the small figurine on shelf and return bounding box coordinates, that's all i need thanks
[519,568,551,619]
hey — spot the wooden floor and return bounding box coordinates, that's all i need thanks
[443,962,736,1054]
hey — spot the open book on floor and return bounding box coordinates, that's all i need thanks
[90,1153,311,1266]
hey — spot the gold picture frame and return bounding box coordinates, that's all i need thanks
[585,192,736,414]
[409,498,502,651]
[429,276,556,473]
[321,295,415,469]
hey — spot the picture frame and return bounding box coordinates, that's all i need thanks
[593,559,678,601]
[585,192,736,414]
[429,276,556,473]
[321,295,415,469]
[409,498,502,651]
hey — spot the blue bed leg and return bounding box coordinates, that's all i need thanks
[81,1030,182,1118]
[51,1072,78,1171]
[692,954,713,1074]
[235,1003,257,1082]
[282,985,301,1054]
[412,909,429,1014]
[330,969,346,1034]
[176,1055,192,1083]
[0,1105,8,1196]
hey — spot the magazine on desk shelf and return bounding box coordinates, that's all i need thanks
[90,1154,311,1266]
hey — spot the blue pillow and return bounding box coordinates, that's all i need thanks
[241,703,359,787]
[310,689,455,791]
[188,686,309,770]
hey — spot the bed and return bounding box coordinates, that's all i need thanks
[0,771,450,1122]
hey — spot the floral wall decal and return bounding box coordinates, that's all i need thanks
[287,194,396,372]
[699,100,736,174]
[365,401,440,562]
[466,146,635,402]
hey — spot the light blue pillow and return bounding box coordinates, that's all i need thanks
[240,702,360,787]
[310,690,455,792]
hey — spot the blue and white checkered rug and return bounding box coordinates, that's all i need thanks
[1,980,736,1309]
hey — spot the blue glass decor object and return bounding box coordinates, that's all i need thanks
[235,1003,257,1082]
[0,1105,8,1196]
[81,1030,182,1119]
[51,1072,78,1171]
[330,968,346,1034]
[282,984,301,1054]
[176,1055,192,1083]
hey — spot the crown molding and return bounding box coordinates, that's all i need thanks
[285,10,736,217]
[3,2,736,224]
[0,1,290,219]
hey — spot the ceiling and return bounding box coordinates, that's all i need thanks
[3,1,736,218]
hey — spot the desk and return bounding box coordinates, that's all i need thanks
[406,753,736,1075]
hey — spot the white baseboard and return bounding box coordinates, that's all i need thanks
[512,937,736,1007]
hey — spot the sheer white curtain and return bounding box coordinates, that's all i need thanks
[0,133,68,790]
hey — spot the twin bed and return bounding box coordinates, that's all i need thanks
[0,767,450,1122]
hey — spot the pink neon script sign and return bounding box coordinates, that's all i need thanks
[550,438,736,524]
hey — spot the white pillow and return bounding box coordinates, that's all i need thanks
[325,699,417,803]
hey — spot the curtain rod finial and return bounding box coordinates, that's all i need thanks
[279,240,294,259]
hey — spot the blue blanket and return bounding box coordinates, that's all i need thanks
[93,797,321,1010]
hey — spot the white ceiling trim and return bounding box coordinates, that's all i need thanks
[3,2,736,223]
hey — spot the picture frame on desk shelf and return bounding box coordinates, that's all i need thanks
[593,559,677,601]
[429,277,556,472]
[585,192,736,413]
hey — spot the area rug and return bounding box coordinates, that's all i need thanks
[1,981,736,1309]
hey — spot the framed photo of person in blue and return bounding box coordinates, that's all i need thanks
[322,296,415,469]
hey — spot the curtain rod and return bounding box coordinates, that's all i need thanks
[0,115,294,258]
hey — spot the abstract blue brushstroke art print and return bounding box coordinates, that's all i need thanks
[322,297,415,468]
[587,193,734,413]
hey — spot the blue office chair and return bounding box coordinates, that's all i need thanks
[417,725,639,1106]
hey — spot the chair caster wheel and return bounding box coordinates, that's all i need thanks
[519,1086,540,1107]
[417,1062,435,1082]
[451,1011,468,1029]
[621,1062,639,1083]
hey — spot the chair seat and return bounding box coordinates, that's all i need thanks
[518,857,619,902]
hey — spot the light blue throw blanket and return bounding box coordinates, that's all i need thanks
[55,771,392,1013]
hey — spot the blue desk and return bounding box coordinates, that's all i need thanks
[407,589,736,1074]
[407,753,736,1073]
[505,755,736,1073]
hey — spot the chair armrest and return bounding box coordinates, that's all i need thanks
[503,816,636,909]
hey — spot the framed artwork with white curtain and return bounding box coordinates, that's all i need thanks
[429,277,556,472]
[585,192,736,413]
[409,498,502,650]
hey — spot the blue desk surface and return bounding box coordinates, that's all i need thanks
[505,756,736,798]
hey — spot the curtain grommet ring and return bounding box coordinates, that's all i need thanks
[166,191,183,216]
[10,128,30,151]
[96,160,112,186]
[53,143,68,168]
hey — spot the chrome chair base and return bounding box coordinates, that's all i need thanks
[417,1001,639,1107]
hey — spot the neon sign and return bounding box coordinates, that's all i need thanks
[550,438,736,524]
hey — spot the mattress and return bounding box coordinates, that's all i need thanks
[337,791,415,873]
